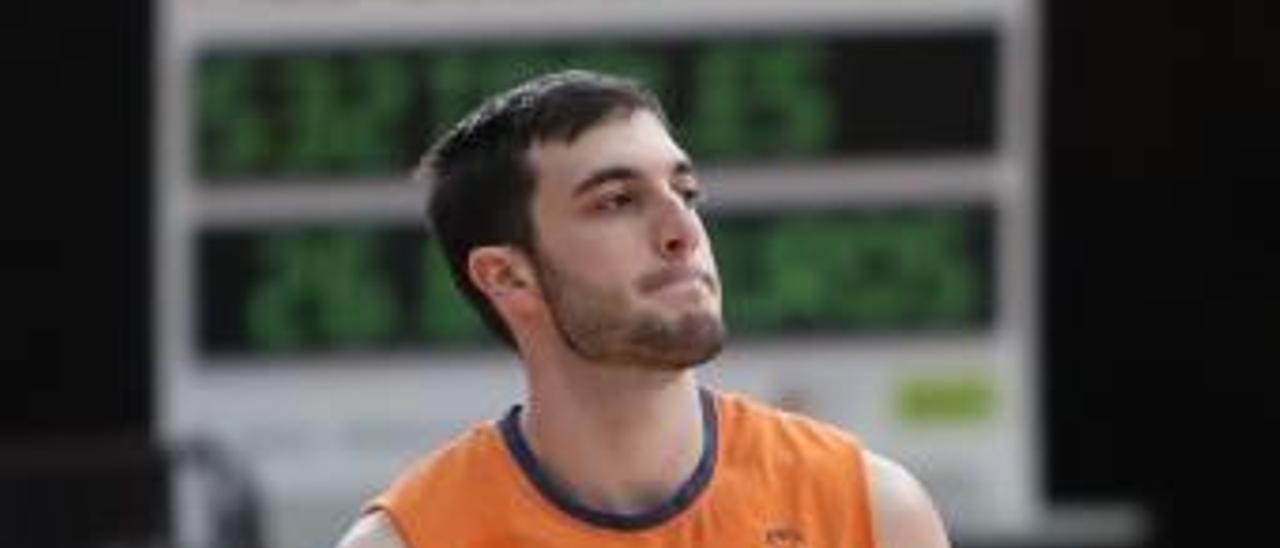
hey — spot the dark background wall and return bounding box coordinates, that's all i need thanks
[1043,3,1271,545]
[5,1,1270,546]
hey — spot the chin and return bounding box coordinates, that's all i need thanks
[630,311,726,368]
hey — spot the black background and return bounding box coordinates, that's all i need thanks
[5,1,1272,546]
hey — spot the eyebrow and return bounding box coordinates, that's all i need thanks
[570,159,696,198]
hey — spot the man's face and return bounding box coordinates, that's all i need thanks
[526,109,724,368]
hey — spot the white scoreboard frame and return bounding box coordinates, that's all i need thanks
[155,1,1042,546]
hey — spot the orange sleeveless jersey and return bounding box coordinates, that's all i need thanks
[368,389,879,548]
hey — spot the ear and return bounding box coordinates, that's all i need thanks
[467,245,539,306]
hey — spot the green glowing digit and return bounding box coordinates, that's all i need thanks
[687,44,751,160]
[342,55,413,172]
[917,213,980,325]
[314,232,397,347]
[711,213,984,334]
[246,235,310,351]
[765,218,846,327]
[840,217,912,326]
[246,232,398,352]
[200,58,270,179]
[753,41,833,157]
[688,41,832,160]
[836,213,981,328]
[281,55,412,176]
[885,217,933,322]
[281,58,340,175]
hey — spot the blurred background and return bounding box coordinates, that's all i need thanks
[5,1,1270,547]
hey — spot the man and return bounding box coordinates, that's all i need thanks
[338,70,949,548]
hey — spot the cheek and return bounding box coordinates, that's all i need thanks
[558,230,625,263]
[542,232,637,286]
[570,224,646,259]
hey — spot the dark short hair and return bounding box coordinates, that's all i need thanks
[417,70,668,349]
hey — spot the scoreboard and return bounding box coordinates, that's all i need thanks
[200,207,995,355]
[196,33,994,181]
[156,1,1041,547]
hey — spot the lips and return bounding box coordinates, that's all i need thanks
[637,265,716,294]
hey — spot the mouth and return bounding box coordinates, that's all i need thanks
[637,265,716,295]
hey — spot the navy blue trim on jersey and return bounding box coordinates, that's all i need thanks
[498,387,719,531]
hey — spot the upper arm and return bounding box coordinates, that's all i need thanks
[335,511,408,548]
[864,451,951,548]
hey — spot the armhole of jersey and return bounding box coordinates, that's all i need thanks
[849,444,881,548]
[362,500,413,548]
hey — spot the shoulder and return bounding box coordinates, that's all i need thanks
[381,422,503,506]
[718,393,948,546]
[715,391,866,472]
[356,422,505,548]
[863,451,951,548]
[335,512,408,548]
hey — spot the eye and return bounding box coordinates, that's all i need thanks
[678,186,704,208]
[597,191,635,212]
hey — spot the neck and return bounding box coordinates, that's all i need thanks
[519,355,707,516]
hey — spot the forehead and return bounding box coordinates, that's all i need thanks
[526,109,685,196]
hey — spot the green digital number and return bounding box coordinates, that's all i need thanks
[687,40,833,160]
[713,213,983,333]
[826,213,980,328]
[280,55,413,176]
[202,38,839,179]
[687,45,750,158]
[754,41,832,155]
[200,58,271,179]
[246,232,398,351]
[766,217,852,325]
[833,216,918,325]
[903,213,981,324]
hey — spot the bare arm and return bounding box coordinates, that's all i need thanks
[335,511,408,548]
[865,451,951,548]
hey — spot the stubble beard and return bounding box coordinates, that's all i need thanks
[535,256,725,370]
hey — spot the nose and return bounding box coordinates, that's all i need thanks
[653,192,703,261]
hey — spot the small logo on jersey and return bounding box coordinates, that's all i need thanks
[764,526,807,548]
